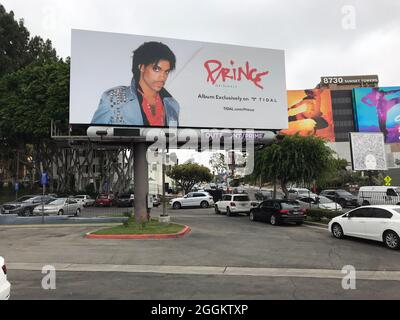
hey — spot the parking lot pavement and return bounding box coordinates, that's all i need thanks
[8,269,400,300]
[1,207,400,273]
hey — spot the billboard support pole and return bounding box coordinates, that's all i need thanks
[134,142,149,223]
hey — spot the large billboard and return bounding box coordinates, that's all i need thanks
[353,87,400,143]
[70,29,288,130]
[280,89,335,141]
[349,132,387,171]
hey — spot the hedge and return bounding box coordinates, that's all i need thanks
[305,208,343,221]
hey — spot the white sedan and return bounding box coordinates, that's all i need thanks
[169,192,214,209]
[328,205,400,250]
[33,198,83,216]
[0,256,11,300]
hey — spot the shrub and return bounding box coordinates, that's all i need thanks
[305,208,342,221]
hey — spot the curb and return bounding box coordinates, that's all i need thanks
[85,225,191,239]
[304,221,328,228]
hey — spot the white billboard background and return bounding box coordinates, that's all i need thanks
[350,132,387,171]
[70,29,288,130]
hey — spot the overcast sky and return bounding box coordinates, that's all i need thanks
[3,0,400,164]
[3,0,400,89]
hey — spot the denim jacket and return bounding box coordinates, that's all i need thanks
[91,79,180,126]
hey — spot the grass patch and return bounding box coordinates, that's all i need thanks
[92,218,185,235]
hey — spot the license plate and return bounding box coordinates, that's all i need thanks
[4,210,9,214]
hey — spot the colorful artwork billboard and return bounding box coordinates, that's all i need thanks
[349,132,387,171]
[280,89,335,141]
[353,87,400,143]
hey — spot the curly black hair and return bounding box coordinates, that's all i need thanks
[132,41,176,85]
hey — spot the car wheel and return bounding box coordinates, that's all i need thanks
[362,200,370,206]
[270,214,279,226]
[75,208,80,217]
[58,209,64,216]
[296,221,303,225]
[249,211,256,221]
[226,207,232,216]
[214,206,220,214]
[200,201,209,208]
[22,208,31,217]
[331,223,344,239]
[383,231,400,250]
[173,202,181,209]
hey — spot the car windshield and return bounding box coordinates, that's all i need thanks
[49,199,66,205]
[99,195,108,199]
[281,201,300,209]
[233,196,250,201]
[336,190,352,196]
[17,196,34,202]
[318,196,333,204]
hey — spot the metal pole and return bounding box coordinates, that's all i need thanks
[42,182,45,224]
[162,149,166,217]
[133,142,149,223]
[16,150,19,201]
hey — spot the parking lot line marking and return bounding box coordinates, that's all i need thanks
[7,263,400,281]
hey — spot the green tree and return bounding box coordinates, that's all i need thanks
[209,152,228,181]
[0,4,57,78]
[252,135,335,197]
[167,163,213,195]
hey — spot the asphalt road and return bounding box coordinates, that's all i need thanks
[2,207,400,299]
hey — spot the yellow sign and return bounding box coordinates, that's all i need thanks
[384,176,392,186]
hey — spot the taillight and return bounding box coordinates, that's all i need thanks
[279,210,289,214]
[2,263,7,275]
[230,202,236,207]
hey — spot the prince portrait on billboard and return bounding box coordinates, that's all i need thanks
[91,41,180,126]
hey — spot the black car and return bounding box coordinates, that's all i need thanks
[319,189,358,208]
[249,199,306,225]
[116,193,134,207]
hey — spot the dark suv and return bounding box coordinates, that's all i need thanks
[249,199,306,226]
[319,189,358,208]
[116,193,134,207]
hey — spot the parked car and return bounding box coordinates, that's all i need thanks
[287,188,317,200]
[297,196,342,211]
[328,205,400,250]
[215,194,257,216]
[1,195,56,216]
[73,195,95,207]
[255,189,285,201]
[249,199,306,225]
[357,186,400,206]
[0,256,10,300]
[320,189,358,208]
[116,193,134,207]
[169,192,214,209]
[95,194,115,207]
[151,195,161,207]
[33,197,82,216]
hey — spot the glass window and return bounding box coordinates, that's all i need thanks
[387,189,397,197]
[374,208,393,219]
[194,193,205,197]
[281,201,300,209]
[348,208,372,218]
[222,195,231,201]
[233,196,250,202]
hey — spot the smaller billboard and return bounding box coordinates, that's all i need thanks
[280,89,335,141]
[353,87,400,143]
[349,132,387,171]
